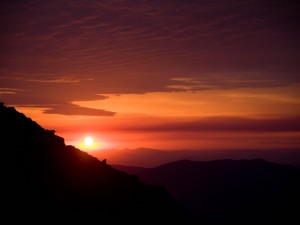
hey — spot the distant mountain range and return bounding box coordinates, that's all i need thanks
[0,103,187,222]
[114,159,300,224]
[94,147,300,168]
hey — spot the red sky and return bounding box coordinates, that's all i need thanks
[1,0,299,152]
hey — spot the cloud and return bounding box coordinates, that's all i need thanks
[168,75,288,91]
[43,102,115,116]
[0,76,116,116]
[73,86,300,120]
[120,116,300,133]
[0,88,23,95]
[2,0,299,79]
[26,77,93,83]
[1,0,299,116]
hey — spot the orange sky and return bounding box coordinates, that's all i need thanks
[14,84,300,151]
[1,0,300,153]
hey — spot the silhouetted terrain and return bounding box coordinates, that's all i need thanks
[95,147,300,168]
[0,103,187,222]
[115,159,300,224]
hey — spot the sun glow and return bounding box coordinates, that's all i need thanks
[77,135,103,151]
[84,136,93,146]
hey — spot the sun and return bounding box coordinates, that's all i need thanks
[77,135,106,151]
[84,136,94,146]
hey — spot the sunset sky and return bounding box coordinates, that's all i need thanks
[1,0,299,152]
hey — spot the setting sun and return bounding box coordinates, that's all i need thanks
[84,136,93,146]
[75,135,108,151]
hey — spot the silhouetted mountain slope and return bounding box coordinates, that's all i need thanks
[112,165,145,174]
[0,103,187,222]
[118,159,300,224]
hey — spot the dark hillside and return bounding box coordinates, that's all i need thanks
[0,103,187,222]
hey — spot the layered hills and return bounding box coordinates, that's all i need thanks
[3,102,299,224]
[115,159,300,224]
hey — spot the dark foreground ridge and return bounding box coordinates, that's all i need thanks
[118,159,300,224]
[0,103,188,222]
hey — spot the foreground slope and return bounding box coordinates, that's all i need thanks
[0,103,187,221]
[118,159,300,224]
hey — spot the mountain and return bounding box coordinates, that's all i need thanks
[0,103,188,222]
[115,159,300,224]
[94,147,300,168]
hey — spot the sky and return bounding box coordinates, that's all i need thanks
[1,0,300,152]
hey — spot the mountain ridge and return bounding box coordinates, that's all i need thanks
[95,147,300,168]
[114,158,300,224]
[0,102,188,222]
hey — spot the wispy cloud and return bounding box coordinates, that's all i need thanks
[0,88,23,95]
[1,0,299,116]
[168,75,287,91]
[27,77,93,83]
[43,102,115,116]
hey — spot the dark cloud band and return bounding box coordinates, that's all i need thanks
[119,116,300,133]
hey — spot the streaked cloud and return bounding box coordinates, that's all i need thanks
[44,102,115,116]
[0,88,23,95]
[0,0,299,116]
[119,116,300,133]
[74,85,300,117]
[27,76,93,83]
[168,75,291,91]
